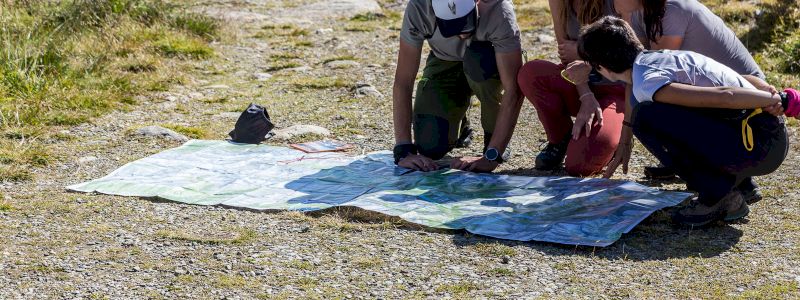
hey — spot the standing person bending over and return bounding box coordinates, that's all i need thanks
[515,0,626,176]
[393,0,524,171]
[578,16,795,226]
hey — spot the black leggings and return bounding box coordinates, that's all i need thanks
[632,102,789,205]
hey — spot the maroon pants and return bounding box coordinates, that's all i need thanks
[517,60,626,176]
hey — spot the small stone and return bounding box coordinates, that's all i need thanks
[164,95,178,102]
[253,73,272,81]
[299,226,310,233]
[77,156,98,164]
[537,34,556,44]
[315,28,334,34]
[367,64,381,68]
[174,268,187,275]
[271,125,331,141]
[135,126,190,143]
[214,253,227,260]
[286,66,312,72]
[325,60,360,69]
[355,83,383,98]
[501,255,511,264]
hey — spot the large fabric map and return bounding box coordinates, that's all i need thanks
[69,140,689,246]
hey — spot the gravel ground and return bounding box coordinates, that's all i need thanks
[1,0,799,299]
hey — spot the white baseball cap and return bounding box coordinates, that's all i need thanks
[431,0,477,38]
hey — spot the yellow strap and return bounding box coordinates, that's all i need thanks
[741,108,762,151]
[560,70,577,85]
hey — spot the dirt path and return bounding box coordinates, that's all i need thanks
[1,0,798,298]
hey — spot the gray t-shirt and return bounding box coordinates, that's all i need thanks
[400,0,521,61]
[632,50,755,105]
[630,0,765,79]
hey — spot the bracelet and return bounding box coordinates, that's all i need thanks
[560,70,588,86]
[622,120,633,127]
[578,92,594,101]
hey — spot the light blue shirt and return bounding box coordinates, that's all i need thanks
[632,50,755,105]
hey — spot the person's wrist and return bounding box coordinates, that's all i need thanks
[578,92,595,103]
[393,143,417,165]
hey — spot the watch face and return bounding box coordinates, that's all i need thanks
[485,148,499,161]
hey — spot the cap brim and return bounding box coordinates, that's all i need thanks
[436,9,476,38]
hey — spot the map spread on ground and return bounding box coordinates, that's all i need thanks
[68,140,690,246]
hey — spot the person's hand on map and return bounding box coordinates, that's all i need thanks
[603,125,634,178]
[398,154,439,172]
[450,156,499,173]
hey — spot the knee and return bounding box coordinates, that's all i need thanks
[517,60,558,88]
[414,114,451,160]
[565,161,605,177]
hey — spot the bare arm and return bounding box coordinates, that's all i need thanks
[486,50,525,154]
[653,83,782,109]
[651,36,683,50]
[392,39,422,145]
[548,0,578,63]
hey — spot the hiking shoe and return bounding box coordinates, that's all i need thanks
[455,127,474,148]
[737,179,763,204]
[672,191,748,227]
[535,140,568,170]
[644,165,677,180]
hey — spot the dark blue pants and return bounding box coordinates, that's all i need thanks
[632,102,789,205]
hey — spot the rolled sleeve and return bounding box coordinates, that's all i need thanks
[486,1,521,53]
[633,67,673,103]
[399,1,431,48]
[661,2,690,37]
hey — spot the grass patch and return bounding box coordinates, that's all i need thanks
[162,124,209,139]
[321,55,357,65]
[487,267,515,276]
[0,0,218,180]
[352,257,384,269]
[156,227,256,245]
[285,259,315,271]
[471,242,517,257]
[435,281,480,295]
[344,24,375,32]
[515,0,551,31]
[0,199,13,212]
[290,77,351,90]
[266,62,301,72]
[156,36,214,58]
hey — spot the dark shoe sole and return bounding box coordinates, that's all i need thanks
[723,202,750,222]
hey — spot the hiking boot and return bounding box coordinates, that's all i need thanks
[455,127,474,149]
[535,139,569,170]
[737,178,763,204]
[672,191,749,227]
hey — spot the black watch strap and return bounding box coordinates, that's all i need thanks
[780,92,789,111]
[393,144,418,165]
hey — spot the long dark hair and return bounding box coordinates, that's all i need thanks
[643,0,667,43]
[560,0,605,34]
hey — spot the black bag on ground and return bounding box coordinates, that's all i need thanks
[228,103,274,144]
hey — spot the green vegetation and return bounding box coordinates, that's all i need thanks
[0,0,219,181]
[156,227,256,245]
[163,124,210,139]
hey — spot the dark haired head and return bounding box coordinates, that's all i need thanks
[577,16,645,74]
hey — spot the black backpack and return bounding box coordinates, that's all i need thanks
[228,103,275,144]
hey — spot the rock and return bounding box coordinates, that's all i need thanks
[173,268,187,275]
[299,226,310,233]
[315,28,334,34]
[286,66,312,72]
[77,156,98,164]
[367,64,381,68]
[253,73,272,81]
[214,253,227,260]
[537,34,556,44]
[325,60,360,69]
[298,0,382,19]
[204,84,230,90]
[501,255,511,264]
[135,126,190,142]
[217,112,241,120]
[271,125,331,140]
[355,83,383,98]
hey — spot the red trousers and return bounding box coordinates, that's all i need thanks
[517,60,626,176]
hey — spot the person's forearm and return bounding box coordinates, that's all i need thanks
[575,82,593,101]
[393,82,414,144]
[487,90,524,154]
[695,87,780,109]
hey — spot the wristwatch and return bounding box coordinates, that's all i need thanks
[484,147,504,163]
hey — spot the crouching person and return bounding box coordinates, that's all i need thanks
[393,0,523,171]
[578,16,794,226]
